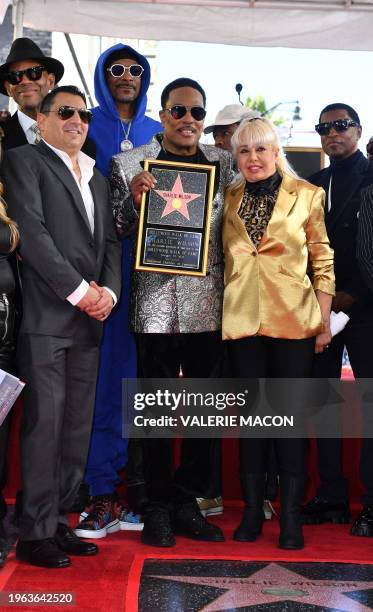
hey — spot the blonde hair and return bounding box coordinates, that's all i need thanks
[231,117,299,192]
[0,182,19,252]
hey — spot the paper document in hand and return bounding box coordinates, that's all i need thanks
[0,368,25,426]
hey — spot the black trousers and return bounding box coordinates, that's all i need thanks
[228,335,315,478]
[0,293,17,523]
[132,331,224,508]
[312,304,373,504]
[18,331,99,540]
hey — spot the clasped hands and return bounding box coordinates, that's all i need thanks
[76,281,113,321]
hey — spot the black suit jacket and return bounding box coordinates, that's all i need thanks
[1,141,121,344]
[1,111,97,160]
[309,151,373,305]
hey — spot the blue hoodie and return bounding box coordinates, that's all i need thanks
[89,43,162,177]
[84,45,161,496]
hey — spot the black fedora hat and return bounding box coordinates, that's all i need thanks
[0,37,64,96]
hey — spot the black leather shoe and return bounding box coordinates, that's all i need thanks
[142,507,176,547]
[55,524,98,556]
[16,538,71,568]
[301,496,351,525]
[173,502,224,542]
[351,505,373,537]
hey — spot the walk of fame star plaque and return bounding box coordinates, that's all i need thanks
[135,159,215,276]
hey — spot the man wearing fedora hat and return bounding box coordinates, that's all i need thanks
[0,38,65,539]
[204,104,260,152]
[0,37,64,150]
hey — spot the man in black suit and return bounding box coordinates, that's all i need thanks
[1,85,121,567]
[0,37,95,160]
[0,37,64,149]
[301,102,373,538]
[0,38,65,536]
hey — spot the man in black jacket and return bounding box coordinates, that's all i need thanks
[0,37,95,160]
[2,86,121,567]
[0,37,64,149]
[302,102,373,538]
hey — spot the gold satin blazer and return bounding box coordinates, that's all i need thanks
[222,173,335,340]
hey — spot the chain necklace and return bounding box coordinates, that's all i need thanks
[120,119,133,151]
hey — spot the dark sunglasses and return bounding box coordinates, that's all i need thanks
[43,105,93,124]
[6,65,45,85]
[106,63,144,78]
[165,105,207,121]
[315,119,360,136]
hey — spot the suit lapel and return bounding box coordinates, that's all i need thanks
[255,174,296,253]
[13,113,28,146]
[270,174,297,218]
[2,113,28,149]
[227,183,253,245]
[36,141,93,235]
[327,155,368,233]
[91,173,104,249]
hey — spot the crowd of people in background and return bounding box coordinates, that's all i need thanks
[0,35,373,570]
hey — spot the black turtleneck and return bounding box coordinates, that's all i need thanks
[245,170,282,195]
[329,149,363,211]
[330,148,361,172]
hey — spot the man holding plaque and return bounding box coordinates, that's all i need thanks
[111,78,234,547]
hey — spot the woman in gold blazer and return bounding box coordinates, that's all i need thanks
[223,117,335,550]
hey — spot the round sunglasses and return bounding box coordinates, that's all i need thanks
[6,65,45,85]
[106,64,144,78]
[43,105,92,124]
[315,119,360,136]
[165,105,207,121]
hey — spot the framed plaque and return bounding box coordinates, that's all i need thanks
[135,159,216,276]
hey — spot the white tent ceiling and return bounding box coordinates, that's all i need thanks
[2,0,373,50]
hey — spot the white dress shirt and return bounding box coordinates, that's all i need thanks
[17,110,38,144]
[43,139,116,307]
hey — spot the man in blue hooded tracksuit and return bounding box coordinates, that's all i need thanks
[74,43,161,539]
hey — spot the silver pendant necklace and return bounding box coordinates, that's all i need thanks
[120,119,133,151]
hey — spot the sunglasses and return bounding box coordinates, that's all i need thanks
[315,119,360,136]
[106,64,144,78]
[165,105,207,121]
[43,105,93,124]
[6,65,45,85]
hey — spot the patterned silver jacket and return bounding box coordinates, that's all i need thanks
[111,134,233,333]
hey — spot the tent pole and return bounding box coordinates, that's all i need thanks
[64,33,94,108]
[12,0,24,39]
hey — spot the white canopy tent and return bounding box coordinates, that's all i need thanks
[1,0,373,51]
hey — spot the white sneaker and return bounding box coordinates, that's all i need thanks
[119,509,144,531]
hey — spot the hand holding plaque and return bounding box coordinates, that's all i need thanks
[135,159,215,276]
[130,171,157,208]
